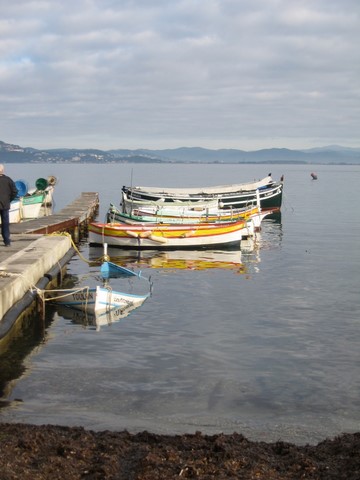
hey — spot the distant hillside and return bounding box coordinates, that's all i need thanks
[1,140,360,164]
[116,146,360,164]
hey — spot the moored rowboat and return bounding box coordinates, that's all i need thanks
[122,174,283,211]
[108,202,262,225]
[47,285,149,313]
[88,218,256,249]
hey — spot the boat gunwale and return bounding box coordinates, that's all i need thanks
[89,219,250,239]
[123,175,275,196]
[122,183,283,205]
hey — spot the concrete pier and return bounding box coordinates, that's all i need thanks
[0,192,100,339]
[0,235,73,328]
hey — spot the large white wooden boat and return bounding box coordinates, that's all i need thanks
[121,175,283,211]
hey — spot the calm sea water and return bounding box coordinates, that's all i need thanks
[1,163,360,445]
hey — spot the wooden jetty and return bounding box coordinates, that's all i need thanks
[10,192,99,240]
[0,192,100,339]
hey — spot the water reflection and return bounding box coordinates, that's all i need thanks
[55,301,146,331]
[44,261,152,323]
[87,217,283,275]
[0,216,284,427]
[0,307,56,405]
[265,210,282,223]
[90,248,248,273]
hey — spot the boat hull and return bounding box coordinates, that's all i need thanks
[9,199,21,223]
[122,176,283,211]
[21,192,46,219]
[109,203,261,225]
[7,188,53,223]
[89,220,255,249]
[48,286,149,313]
[95,286,148,311]
[48,287,97,313]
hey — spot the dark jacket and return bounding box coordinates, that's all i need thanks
[0,174,18,209]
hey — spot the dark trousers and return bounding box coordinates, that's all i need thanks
[0,208,11,245]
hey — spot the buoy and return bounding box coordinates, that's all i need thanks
[149,234,168,243]
[35,177,49,190]
[15,180,28,197]
[182,230,196,238]
[47,175,57,186]
[139,231,152,238]
[125,230,140,238]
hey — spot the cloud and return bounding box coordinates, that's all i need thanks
[0,0,359,149]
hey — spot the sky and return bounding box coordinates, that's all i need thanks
[0,0,359,151]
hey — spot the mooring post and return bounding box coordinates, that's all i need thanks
[73,225,80,243]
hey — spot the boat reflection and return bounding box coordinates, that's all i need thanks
[90,247,248,273]
[88,214,282,274]
[145,249,247,272]
[55,300,146,331]
[264,210,281,223]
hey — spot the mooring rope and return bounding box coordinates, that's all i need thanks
[47,231,106,263]
[30,285,91,321]
[32,285,91,302]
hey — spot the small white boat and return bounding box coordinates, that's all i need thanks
[7,176,56,223]
[47,285,150,314]
[46,242,151,319]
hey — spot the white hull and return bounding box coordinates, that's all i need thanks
[121,175,283,210]
[128,175,273,196]
[122,194,221,215]
[109,203,272,230]
[7,188,54,223]
[89,221,255,249]
[9,200,21,223]
[96,285,148,311]
[48,286,149,313]
[20,201,43,219]
[116,198,259,223]
[49,287,97,313]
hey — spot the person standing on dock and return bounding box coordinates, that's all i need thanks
[0,164,18,246]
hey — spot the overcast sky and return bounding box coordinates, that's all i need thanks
[1,0,359,151]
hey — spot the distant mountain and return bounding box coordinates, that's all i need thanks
[300,145,360,153]
[1,140,360,164]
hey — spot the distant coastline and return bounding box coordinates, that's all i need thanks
[1,140,360,165]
